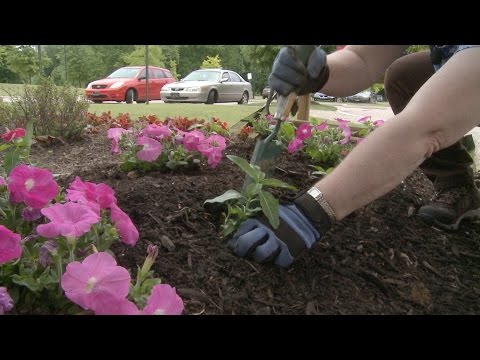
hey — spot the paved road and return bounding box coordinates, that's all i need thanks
[310,102,394,122]
[307,100,480,170]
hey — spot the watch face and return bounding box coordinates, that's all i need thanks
[307,187,321,200]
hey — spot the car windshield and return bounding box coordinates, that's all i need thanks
[107,67,141,79]
[183,70,220,82]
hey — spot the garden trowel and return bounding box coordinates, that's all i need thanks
[230,89,277,132]
[240,45,316,196]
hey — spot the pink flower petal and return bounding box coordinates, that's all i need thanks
[61,252,131,310]
[0,225,22,264]
[136,136,162,162]
[142,284,184,315]
[91,292,139,315]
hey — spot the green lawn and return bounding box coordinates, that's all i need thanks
[0,83,84,96]
[88,99,338,126]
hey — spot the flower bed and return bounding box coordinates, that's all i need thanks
[18,130,480,314]
[2,113,480,314]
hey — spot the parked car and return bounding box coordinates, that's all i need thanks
[161,69,252,104]
[262,86,277,100]
[311,92,336,102]
[85,66,175,104]
[344,90,377,103]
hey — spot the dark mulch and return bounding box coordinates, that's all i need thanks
[30,132,480,315]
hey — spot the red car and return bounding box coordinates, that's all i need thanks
[85,66,175,104]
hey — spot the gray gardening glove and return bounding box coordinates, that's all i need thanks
[268,46,330,97]
[228,192,332,267]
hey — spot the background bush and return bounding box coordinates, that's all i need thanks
[0,77,88,140]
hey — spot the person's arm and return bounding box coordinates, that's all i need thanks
[321,45,409,97]
[231,46,480,268]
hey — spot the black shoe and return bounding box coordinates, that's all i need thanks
[417,186,480,230]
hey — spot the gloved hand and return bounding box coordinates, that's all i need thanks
[268,46,329,96]
[227,191,333,267]
[268,46,330,97]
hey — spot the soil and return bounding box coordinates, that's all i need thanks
[29,132,480,315]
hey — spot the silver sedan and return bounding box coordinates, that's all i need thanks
[161,69,252,104]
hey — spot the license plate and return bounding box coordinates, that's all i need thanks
[92,91,100,95]
[170,92,179,99]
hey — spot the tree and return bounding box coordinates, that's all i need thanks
[64,45,104,87]
[6,45,37,84]
[0,46,20,83]
[201,55,221,69]
[124,45,165,67]
[168,59,178,80]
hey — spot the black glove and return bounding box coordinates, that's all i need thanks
[227,191,333,267]
[268,46,330,97]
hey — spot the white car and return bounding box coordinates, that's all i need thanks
[161,69,253,104]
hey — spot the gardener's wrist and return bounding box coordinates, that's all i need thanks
[294,186,335,233]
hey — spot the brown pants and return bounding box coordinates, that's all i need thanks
[384,50,474,191]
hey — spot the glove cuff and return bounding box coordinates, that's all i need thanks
[293,188,334,233]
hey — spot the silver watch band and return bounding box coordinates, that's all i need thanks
[307,186,336,222]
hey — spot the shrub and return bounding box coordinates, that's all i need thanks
[0,77,88,140]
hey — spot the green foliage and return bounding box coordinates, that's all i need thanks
[303,126,350,168]
[1,76,88,140]
[5,45,37,84]
[204,155,296,236]
[0,46,20,83]
[201,55,222,69]
[63,45,104,87]
[168,60,178,80]
[406,45,429,54]
[124,45,165,68]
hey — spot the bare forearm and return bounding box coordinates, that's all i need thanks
[315,47,480,220]
[321,45,408,96]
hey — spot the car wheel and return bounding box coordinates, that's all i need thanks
[125,89,135,104]
[206,90,216,104]
[93,100,103,104]
[369,96,377,103]
[336,97,343,103]
[238,91,249,105]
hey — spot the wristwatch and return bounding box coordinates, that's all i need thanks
[307,186,336,221]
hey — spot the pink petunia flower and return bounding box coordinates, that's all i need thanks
[287,138,303,154]
[205,134,227,150]
[183,130,205,152]
[91,292,139,315]
[142,124,171,139]
[206,147,223,169]
[36,202,100,239]
[66,177,116,212]
[141,284,184,315]
[315,122,328,132]
[1,128,26,142]
[8,165,58,209]
[107,127,130,154]
[336,118,352,145]
[296,123,313,140]
[0,287,14,315]
[110,203,139,246]
[61,252,131,310]
[357,116,371,123]
[136,136,162,162]
[373,120,385,126]
[0,225,22,264]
